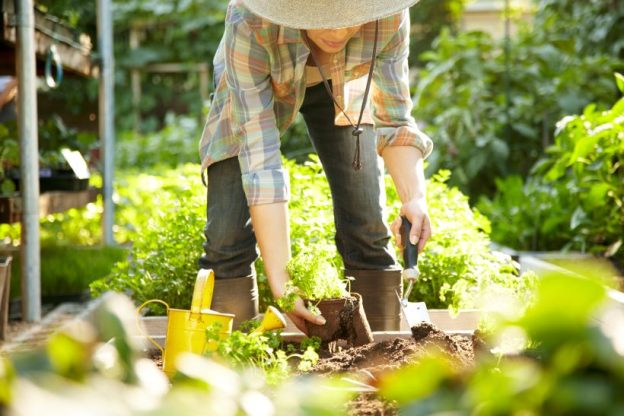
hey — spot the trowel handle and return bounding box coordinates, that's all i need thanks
[400,216,419,273]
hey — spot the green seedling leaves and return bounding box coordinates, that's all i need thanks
[615,73,624,94]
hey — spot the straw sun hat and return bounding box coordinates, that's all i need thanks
[240,0,420,29]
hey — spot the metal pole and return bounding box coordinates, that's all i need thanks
[503,0,511,145]
[97,0,115,246]
[15,0,41,322]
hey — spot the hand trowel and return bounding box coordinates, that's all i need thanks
[396,216,431,327]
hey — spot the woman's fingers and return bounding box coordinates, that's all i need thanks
[295,299,326,325]
[408,214,423,246]
[418,215,432,253]
[286,298,326,334]
[395,196,433,253]
[286,312,309,334]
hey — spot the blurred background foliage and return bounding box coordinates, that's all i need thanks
[33,0,467,135]
[2,0,623,306]
[414,0,624,200]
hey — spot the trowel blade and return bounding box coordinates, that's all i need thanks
[400,301,431,328]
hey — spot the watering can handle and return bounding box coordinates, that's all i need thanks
[191,269,215,315]
[136,299,169,356]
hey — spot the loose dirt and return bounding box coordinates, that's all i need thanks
[312,322,475,375]
[311,322,479,415]
[149,322,479,416]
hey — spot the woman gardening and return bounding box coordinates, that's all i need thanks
[198,0,433,333]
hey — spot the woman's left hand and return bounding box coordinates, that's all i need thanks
[390,196,432,253]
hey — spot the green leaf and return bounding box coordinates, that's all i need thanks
[615,73,624,94]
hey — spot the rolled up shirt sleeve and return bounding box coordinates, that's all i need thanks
[371,10,433,158]
[225,7,289,206]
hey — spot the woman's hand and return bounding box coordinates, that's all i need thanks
[269,269,326,334]
[390,196,432,253]
[285,297,326,335]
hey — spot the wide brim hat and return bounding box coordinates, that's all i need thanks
[240,0,421,29]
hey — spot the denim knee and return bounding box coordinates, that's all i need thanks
[198,157,258,278]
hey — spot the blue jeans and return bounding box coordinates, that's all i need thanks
[199,82,397,278]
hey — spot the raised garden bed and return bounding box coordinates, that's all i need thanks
[138,308,482,350]
[144,319,480,416]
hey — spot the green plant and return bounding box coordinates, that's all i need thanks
[205,325,320,385]
[479,75,624,263]
[92,157,535,314]
[386,169,537,310]
[0,292,352,415]
[0,123,18,196]
[379,265,624,415]
[115,113,203,169]
[414,0,624,200]
[408,0,467,67]
[477,175,576,251]
[278,245,350,313]
[90,165,206,311]
[8,244,127,299]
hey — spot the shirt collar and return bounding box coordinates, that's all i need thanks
[277,26,303,44]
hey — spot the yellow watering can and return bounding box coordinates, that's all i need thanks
[137,269,234,377]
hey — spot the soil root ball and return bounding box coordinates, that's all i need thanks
[306,294,373,347]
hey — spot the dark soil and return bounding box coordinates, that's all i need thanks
[148,322,479,416]
[312,322,475,375]
[310,322,478,416]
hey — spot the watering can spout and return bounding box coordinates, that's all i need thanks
[252,306,287,334]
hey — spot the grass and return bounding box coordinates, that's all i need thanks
[7,245,128,298]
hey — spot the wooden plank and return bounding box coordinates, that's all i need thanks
[0,4,96,77]
[138,309,480,339]
[0,188,99,224]
[39,189,93,216]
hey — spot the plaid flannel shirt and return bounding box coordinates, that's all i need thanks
[199,1,433,206]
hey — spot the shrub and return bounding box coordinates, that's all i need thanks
[115,113,202,169]
[93,157,535,314]
[413,0,624,199]
[479,76,624,263]
[90,164,206,310]
[380,267,624,415]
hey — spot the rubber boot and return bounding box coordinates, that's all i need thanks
[345,269,403,331]
[210,275,259,330]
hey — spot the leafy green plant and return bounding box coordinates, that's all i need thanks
[205,325,320,385]
[278,245,350,313]
[414,0,624,200]
[115,113,202,169]
[408,0,466,67]
[0,123,18,196]
[0,292,352,415]
[92,157,535,314]
[90,165,206,310]
[479,75,624,263]
[379,266,624,415]
[386,170,537,310]
[477,175,576,252]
